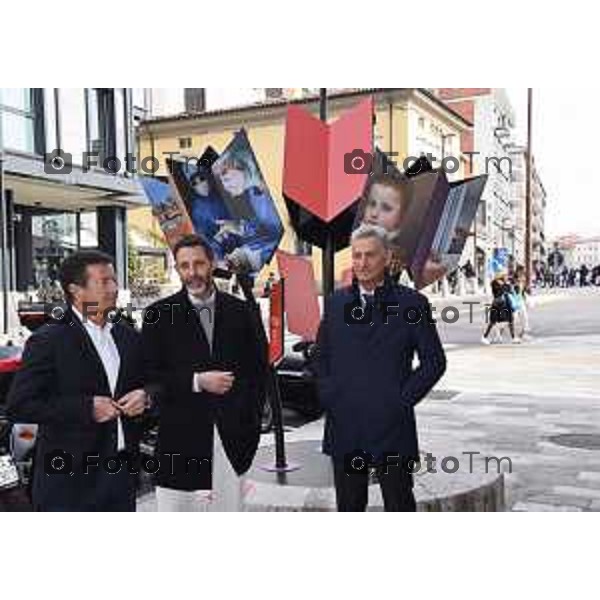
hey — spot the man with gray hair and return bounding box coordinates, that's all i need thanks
[351,223,390,248]
[316,224,447,511]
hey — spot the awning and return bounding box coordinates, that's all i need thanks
[2,149,147,210]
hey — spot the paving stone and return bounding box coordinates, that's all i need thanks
[512,502,582,512]
[526,493,592,510]
[577,472,600,484]
[553,486,600,500]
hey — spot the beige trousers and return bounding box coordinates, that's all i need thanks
[155,425,244,512]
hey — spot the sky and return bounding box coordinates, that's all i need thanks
[507,88,600,240]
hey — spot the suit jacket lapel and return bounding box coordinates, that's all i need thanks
[211,291,226,359]
[342,289,380,345]
[369,287,404,352]
[345,287,400,347]
[67,309,112,396]
[179,289,212,357]
[110,324,127,399]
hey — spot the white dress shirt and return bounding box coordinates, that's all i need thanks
[72,306,124,451]
[359,284,383,306]
[189,287,216,393]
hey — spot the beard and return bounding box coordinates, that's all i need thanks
[185,275,213,297]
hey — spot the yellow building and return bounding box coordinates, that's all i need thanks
[133,88,471,290]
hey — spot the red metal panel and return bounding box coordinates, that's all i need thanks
[283,97,373,222]
[276,250,321,342]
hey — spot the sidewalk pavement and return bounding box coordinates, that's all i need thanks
[420,323,600,511]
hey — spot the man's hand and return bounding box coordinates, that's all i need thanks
[115,389,149,418]
[196,371,235,396]
[93,396,120,423]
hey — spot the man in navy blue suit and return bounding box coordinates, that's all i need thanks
[7,251,151,511]
[316,225,447,512]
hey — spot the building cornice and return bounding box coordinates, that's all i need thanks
[138,88,473,138]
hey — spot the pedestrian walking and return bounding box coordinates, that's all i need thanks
[482,274,520,345]
[512,270,530,338]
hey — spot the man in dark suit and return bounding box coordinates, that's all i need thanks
[316,224,447,512]
[7,250,151,511]
[142,234,267,511]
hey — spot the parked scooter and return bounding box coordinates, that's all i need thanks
[0,346,30,508]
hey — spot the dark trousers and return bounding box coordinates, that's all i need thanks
[34,460,136,512]
[36,494,135,512]
[332,460,417,512]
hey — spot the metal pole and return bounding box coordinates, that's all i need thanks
[320,88,335,298]
[268,363,287,469]
[237,274,299,474]
[473,208,478,287]
[525,88,533,290]
[257,277,300,474]
[0,92,9,334]
[269,277,287,470]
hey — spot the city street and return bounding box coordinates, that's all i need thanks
[432,287,595,346]
[426,286,600,510]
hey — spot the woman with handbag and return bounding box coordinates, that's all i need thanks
[482,274,520,345]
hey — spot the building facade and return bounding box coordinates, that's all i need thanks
[509,150,547,272]
[556,236,600,270]
[531,160,547,270]
[0,88,147,333]
[143,88,350,118]
[133,88,471,290]
[433,88,523,285]
[141,88,268,118]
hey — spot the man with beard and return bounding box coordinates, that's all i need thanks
[142,234,267,511]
